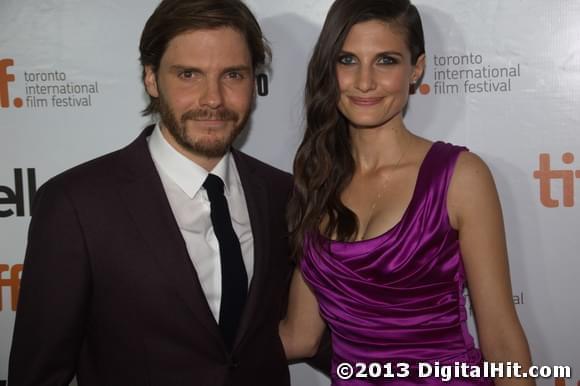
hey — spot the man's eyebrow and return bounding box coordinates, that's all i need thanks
[167,65,252,73]
[222,65,252,73]
[169,65,201,72]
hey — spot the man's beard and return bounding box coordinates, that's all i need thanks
[158,93,247,158]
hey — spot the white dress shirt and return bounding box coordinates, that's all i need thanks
[147,124,254,321]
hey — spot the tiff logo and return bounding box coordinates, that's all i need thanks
[0,168,37,217]
[0,58,23,108]
[0,264,23,311]
[533,153,579,208]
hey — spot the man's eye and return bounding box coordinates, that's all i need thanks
[180,70,195,79]
[337,55,357,65]
[226,71,243,80]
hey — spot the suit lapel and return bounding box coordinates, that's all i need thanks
[231,150,271,350]
[113,130,273,351]
[114,126,224,347]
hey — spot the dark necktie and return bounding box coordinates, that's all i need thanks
[203,174,248,349]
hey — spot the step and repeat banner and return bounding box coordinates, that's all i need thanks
[1,0,578,385]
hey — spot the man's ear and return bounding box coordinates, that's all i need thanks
[144,65,159,98]
[253,72,260,99]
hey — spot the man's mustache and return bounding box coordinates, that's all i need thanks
[181,108,239,122]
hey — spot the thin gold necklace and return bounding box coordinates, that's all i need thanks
[368,133,412,213]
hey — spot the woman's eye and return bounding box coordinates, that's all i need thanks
[338,55,357,65]
[377,55,397,65]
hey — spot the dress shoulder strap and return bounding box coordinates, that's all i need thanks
[411,141,468,215]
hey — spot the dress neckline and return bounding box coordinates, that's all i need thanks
[324,141,440,245]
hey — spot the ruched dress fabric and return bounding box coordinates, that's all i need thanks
[301,142,493,385]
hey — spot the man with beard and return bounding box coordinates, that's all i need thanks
[8,0,327,385]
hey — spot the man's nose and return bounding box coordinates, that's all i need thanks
[199,78,224,109]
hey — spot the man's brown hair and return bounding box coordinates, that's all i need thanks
[139,0,271,115]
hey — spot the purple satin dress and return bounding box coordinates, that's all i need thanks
[301,142,493,385]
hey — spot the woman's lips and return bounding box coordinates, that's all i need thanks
[348,96,384,106]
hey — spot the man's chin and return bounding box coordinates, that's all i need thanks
[182,139,231,159]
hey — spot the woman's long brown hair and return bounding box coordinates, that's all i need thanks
[287,0,425,260]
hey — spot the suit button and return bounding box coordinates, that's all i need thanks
[230,358,239,368]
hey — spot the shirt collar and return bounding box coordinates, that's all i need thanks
[147,123,235,198]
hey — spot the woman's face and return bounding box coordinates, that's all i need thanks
[336,19,424,131]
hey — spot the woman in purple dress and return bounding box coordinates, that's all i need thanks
[279,0,534,385]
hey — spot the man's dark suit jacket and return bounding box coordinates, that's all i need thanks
[8,126,299,386]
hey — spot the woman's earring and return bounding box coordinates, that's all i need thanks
[410,80,417,94]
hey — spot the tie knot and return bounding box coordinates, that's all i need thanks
[203,174,224,196]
